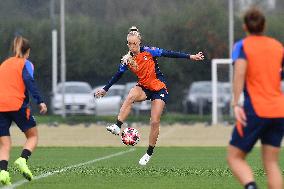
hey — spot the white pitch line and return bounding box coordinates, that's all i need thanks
[3,148,135,189]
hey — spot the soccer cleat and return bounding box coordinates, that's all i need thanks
[106,124,120,135]
[14,157,33,181]
[0,170,11,186]
[139,153,151,166]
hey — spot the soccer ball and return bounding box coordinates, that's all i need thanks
[121,127,140,146]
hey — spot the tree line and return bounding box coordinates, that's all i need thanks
[0,0,283,111]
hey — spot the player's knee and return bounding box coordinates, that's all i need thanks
[226,154,232,165]
[125,94,137,103]
[263,158,278,169]
[27,134,38,143]
[226,152,238,165]
[150,119,160,127]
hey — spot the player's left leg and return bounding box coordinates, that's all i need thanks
[260,118,284,189]
[262,144,282,189]
[107,86,147,135]
[139,99,165,165]
[227,114,269,189]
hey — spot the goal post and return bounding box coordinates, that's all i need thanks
[211,59,233,125]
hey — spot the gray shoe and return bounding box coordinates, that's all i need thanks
[106,124,120,135]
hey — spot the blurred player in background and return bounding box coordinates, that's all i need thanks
[228,8,284,189]
[95,26,204,165]
[0,36,47,185]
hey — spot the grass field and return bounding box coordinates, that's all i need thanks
[3,147,283,189]
[34,114,215,125]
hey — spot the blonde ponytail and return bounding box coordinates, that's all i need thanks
[12,36,30,58]
[127,26,142,41]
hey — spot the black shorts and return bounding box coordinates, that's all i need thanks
[138,85,169,104]
[0,107,36,136]
[230,115,284,153]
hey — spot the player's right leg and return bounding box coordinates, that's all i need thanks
[14,157,33,181]
[106,86,147,135]
[227,145,255,187]
[262,145,282,189]
[227,115,267,189]
[14,127,38,181]
[0,113,12,185]
[12,109,38,181]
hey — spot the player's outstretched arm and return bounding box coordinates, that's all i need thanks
[143,46,204,61]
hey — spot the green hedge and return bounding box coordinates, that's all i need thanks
[34,113,232,125]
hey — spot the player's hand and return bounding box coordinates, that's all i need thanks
[190,52,204,61]
[39,103,47,115]
[234,105,247,126]
[95,89,106,98]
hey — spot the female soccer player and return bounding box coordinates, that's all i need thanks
[228,8,284,189]
[0,36,47,185]
[95,26,204,165]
